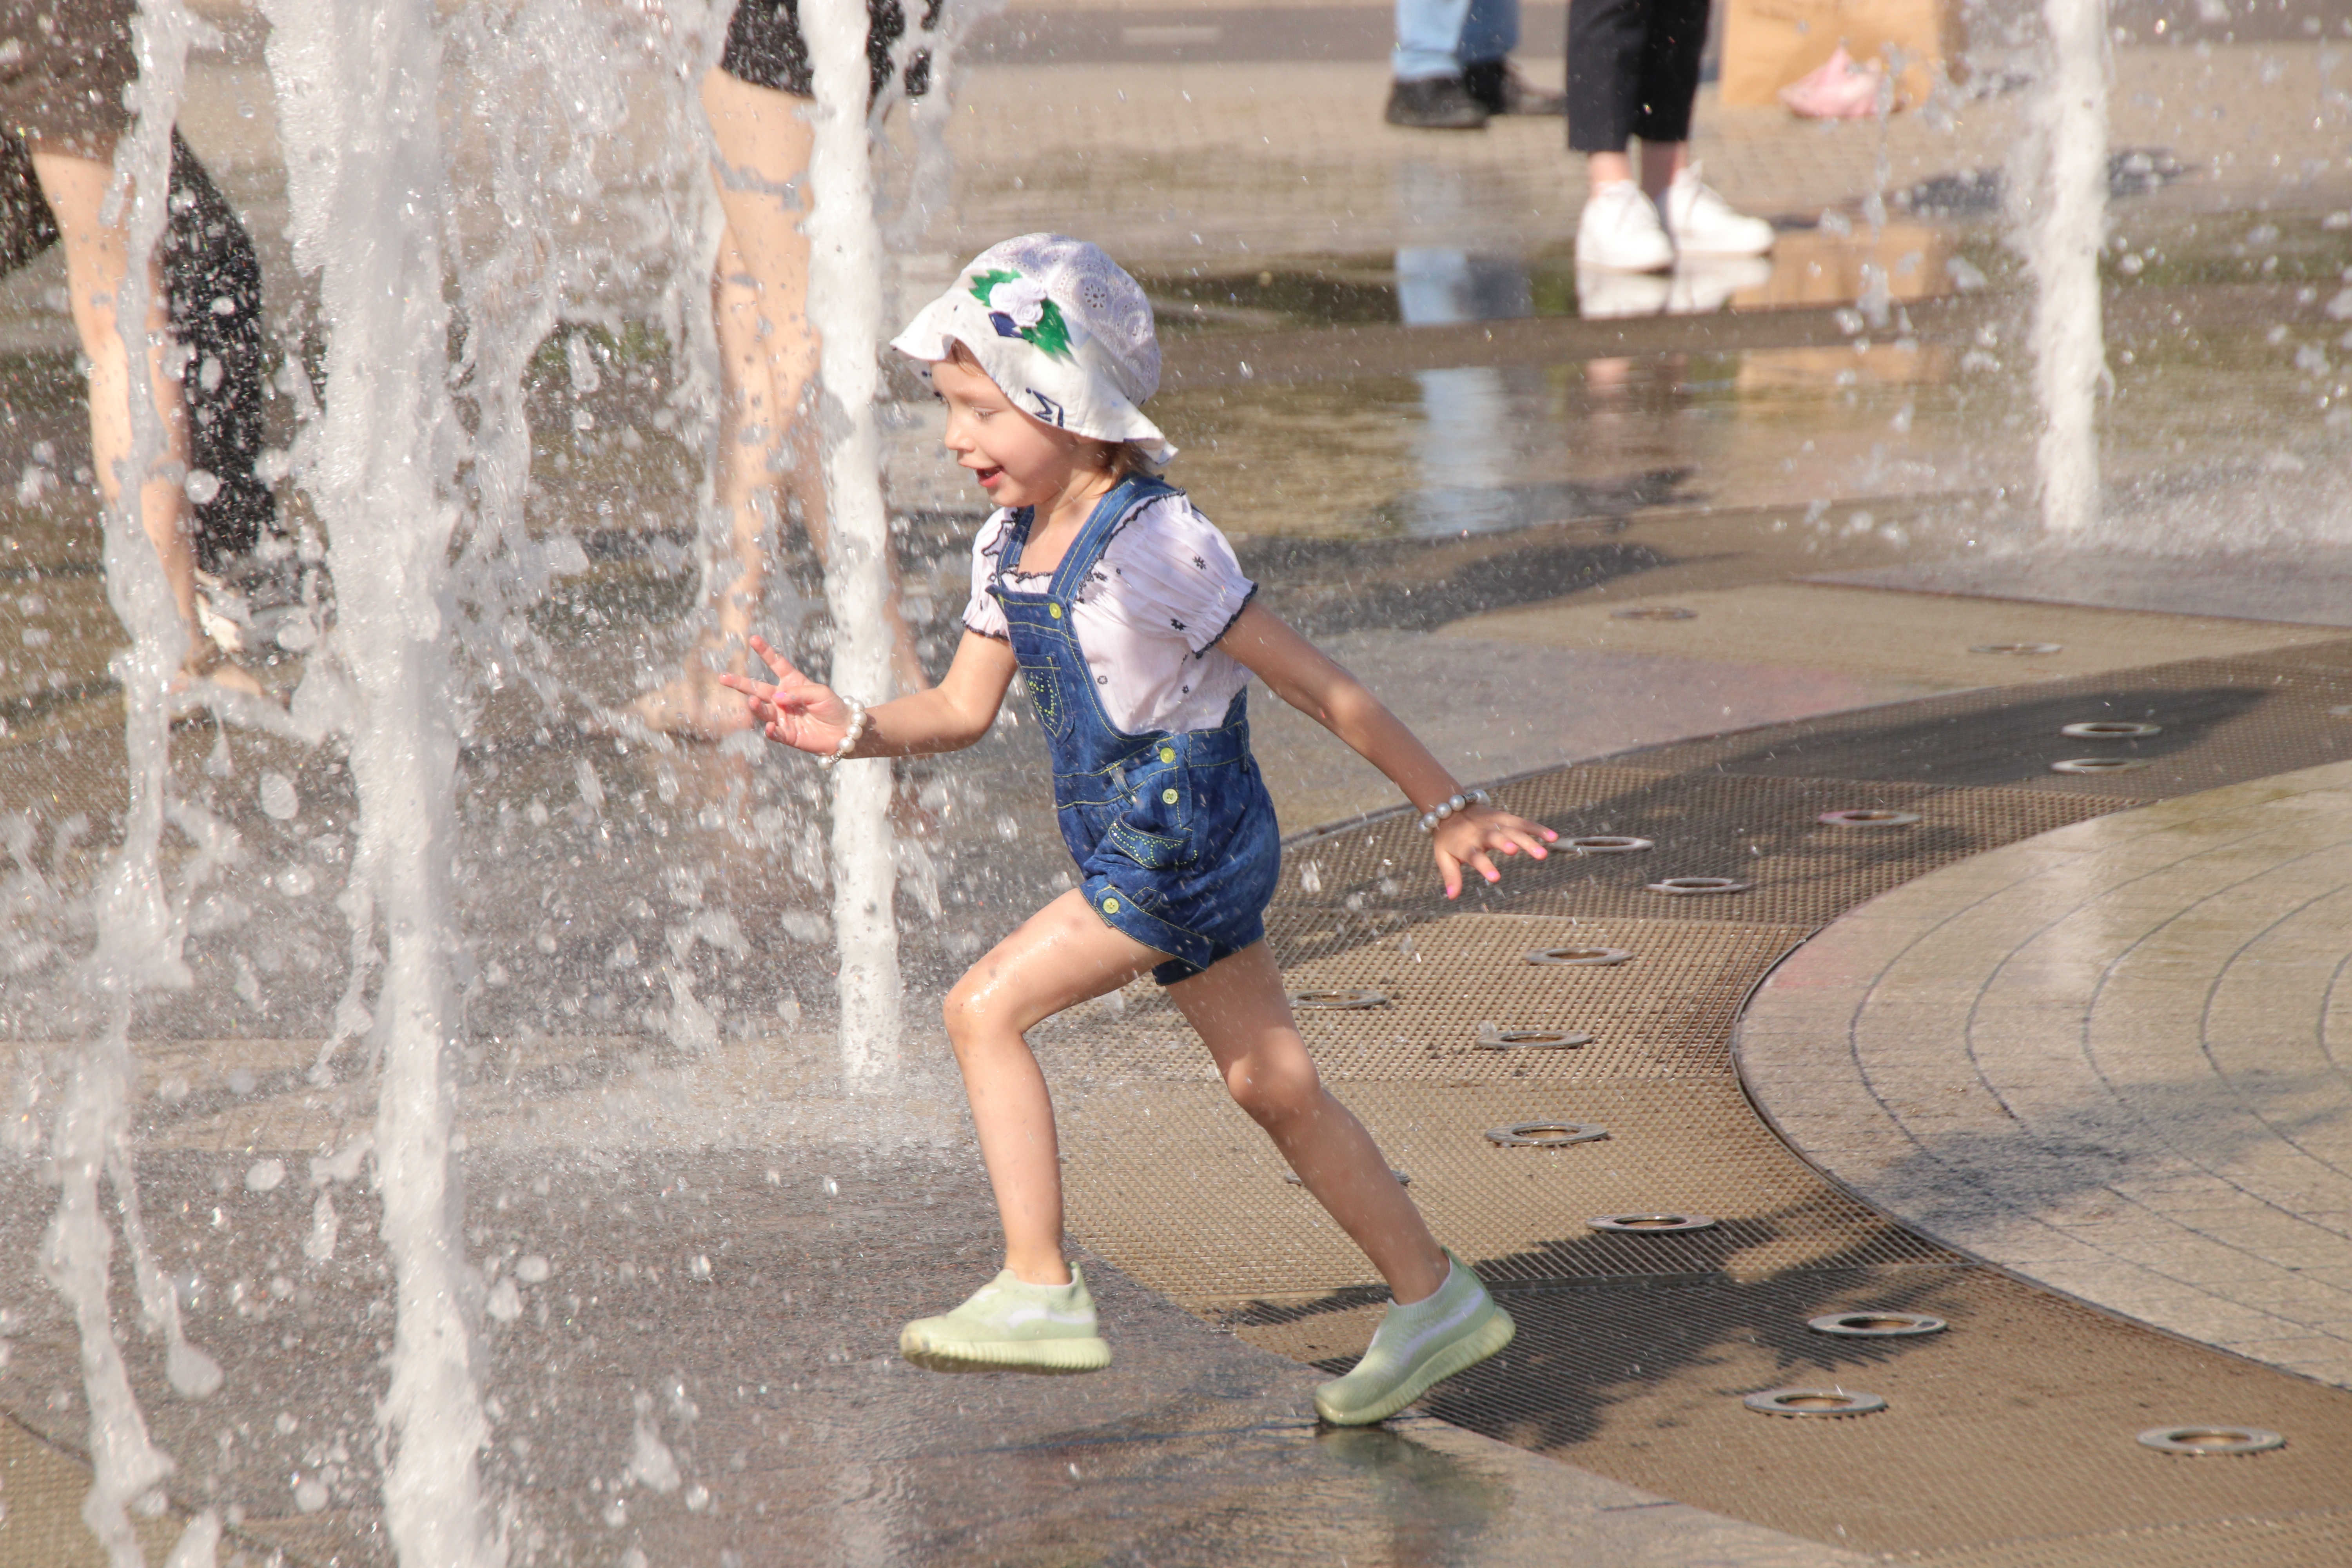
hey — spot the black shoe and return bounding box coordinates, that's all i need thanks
[1461,58,1566,116]
[1385,75,1490,129]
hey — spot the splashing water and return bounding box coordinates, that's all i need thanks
[42,4,231,1566]
[260,0,502,1560]
[806,0,904,1085]
[2019,0,2110,535]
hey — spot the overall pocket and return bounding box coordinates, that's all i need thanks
[1020,659,1073,739]
[1107,817,1194,869]
[1107,751,1196,869]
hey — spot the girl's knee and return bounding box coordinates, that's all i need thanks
[1224,1051,1323,1127]
[942,971,1021,1054]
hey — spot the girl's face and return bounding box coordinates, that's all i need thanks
[931,352,1106,510]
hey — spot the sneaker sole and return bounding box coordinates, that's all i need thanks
[898,1332,1112,1376]
[1314,1304,1516,1426]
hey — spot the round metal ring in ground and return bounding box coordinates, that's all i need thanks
[1808,1311,1948,1338]
[1647,877,1752,895]
[1524,946,1633,967]
[1288,989,1389,1011]
[1611,606,1697,621]
[1970,642,2063,655]
[2136,1426,2285,1456]
[1474,1028,1595,1051]
[2060,720,2163,739]
[1588,1213,1718,1233]
[1564,835,1653,854]
[2050,757,2147,775]
[1817,809,1922,829]
[1745,1388,1887,1417]
[1484,1121,1609,1148]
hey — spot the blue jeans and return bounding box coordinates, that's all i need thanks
[1394,0,1519,81]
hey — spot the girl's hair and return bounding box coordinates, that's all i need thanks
[944,338,1160,481]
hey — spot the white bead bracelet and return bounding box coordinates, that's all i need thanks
[815,699,869,769]
[1416,788,1490,834]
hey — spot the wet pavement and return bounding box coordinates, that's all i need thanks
[3,0,2352,1563]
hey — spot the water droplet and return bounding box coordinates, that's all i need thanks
[258,772,299,821]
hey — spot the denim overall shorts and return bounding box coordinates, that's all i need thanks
[991,476,1283,984]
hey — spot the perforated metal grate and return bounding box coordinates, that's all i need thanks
[1912,1511,2352,1568]
[1226,1267,2352,1563]
[1034,915,1807,1085]
[1060,1080,1956,1302]
[1631,653,2352,801]
[1274,769,2131,930]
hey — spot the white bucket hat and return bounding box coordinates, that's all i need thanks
[890,234,1174,463]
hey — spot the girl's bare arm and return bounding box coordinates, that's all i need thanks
[1218,603,1555,897]
[719,631,1018,758]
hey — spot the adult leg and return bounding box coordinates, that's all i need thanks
[637,68,921,735]
[1569,0,1677,273]
[1567,0,1647,166]
[1630,0,1707,194]
[1388,0,1490,127]
[1394,0,1475,80]
[632,72,816,735]
[702,67,922,693]
[1637,0,1773,256]
[1458,0,1565,114]
[29,148,198,635]
[940,888,1167,1284]
[1167,942,1448,1303]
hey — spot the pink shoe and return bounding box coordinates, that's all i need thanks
[1778,47,1884,119]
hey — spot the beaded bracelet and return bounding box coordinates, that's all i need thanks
[1416,788,1490,834]
[815,699,869,770]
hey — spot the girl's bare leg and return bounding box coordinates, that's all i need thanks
[940,889,1165,1285]
[1167,942,1448,1303]
[31,148,197,635]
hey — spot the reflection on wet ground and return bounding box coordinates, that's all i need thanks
[0,1147,1847,1567]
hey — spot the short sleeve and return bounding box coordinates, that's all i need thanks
[961,510,1013,642]
[1093,496,1256,655]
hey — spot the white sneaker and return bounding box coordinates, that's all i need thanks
[1659,165,1775,258]
[1574,180,1675,274]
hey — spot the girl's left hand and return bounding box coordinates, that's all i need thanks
[1433,808,1557,900]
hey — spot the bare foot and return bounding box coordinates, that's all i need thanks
[628,672,759,740]
[172,639,268,701]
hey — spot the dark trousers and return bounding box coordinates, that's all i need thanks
[1566,0,1710,153]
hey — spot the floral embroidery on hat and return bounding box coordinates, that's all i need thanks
[971,270,1073,359]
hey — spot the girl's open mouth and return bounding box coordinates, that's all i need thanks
[975,465,1004,488]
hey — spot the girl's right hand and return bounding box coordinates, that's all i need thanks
[1431,806,1556,900]
[716,635,858,756]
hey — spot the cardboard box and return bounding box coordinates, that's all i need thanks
[1720,0,1965,109]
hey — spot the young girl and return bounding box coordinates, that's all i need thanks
[722,235,1555,1425]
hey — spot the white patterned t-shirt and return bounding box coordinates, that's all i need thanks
[960,492,1257,736]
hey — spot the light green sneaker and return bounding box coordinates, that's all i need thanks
[899,1265,1113,1374]
[1313,1252,1514,1426]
